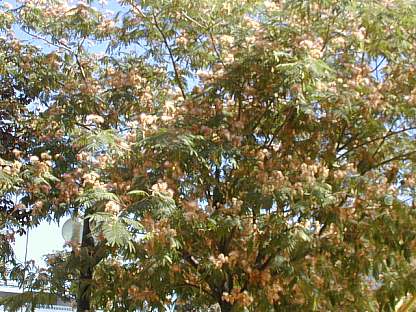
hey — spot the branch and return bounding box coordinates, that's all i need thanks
[151,13,187,99]
[180,249,224,301]
[209,32,225,65]
[218,226,236,255]
[320,11,341,53]
[334,122,348,153]
[75,122,94,132]
[20,28,72,52]
[179,10,225,67]
[174,282,217,300]
[371,121,401,158]
[266,105,296,148]
[74,37,88,81]
[372,150,416,170]
[255,227,291,271]
[75,55,87,81]
[180,10,205,28]
[182,250,199,269]
[370,56,386,74]
[336,126,416,161]
[21,28,107,113]
[130,2,147,19]
[250,100,280,138]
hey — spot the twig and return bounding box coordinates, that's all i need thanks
[20,28,72,52]
[266,105,296,148]
[209,32,225,65]
[151,12,187,99]
[371,121,397,157]
[336,126,416,161]
[179,10,224,65]
[180,10,205,28]
[130,2,147,19]
[372,150,416,170]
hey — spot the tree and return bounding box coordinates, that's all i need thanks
[1,0,416,311]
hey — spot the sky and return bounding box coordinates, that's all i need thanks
[14,221,65,266]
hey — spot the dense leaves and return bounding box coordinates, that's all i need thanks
[1,0,416,311]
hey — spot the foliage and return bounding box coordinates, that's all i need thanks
[1,0,416,311]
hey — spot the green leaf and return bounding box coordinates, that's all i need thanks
[77,189,119,209]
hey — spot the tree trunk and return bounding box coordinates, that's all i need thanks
[219,301,233,312]
[77,218,95,312]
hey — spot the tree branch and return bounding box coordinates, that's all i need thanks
[372,150,416,170]
[151,13,187,99]
[266,105,296,148]
[20,28,72,52]
[336,126,416,161]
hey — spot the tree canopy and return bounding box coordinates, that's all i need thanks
[1,0,416,311]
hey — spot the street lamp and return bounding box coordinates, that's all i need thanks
[61,217,83,244]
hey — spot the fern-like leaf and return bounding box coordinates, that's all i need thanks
[76,188,120,209]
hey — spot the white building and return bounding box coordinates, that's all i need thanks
[0,283,73,312]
